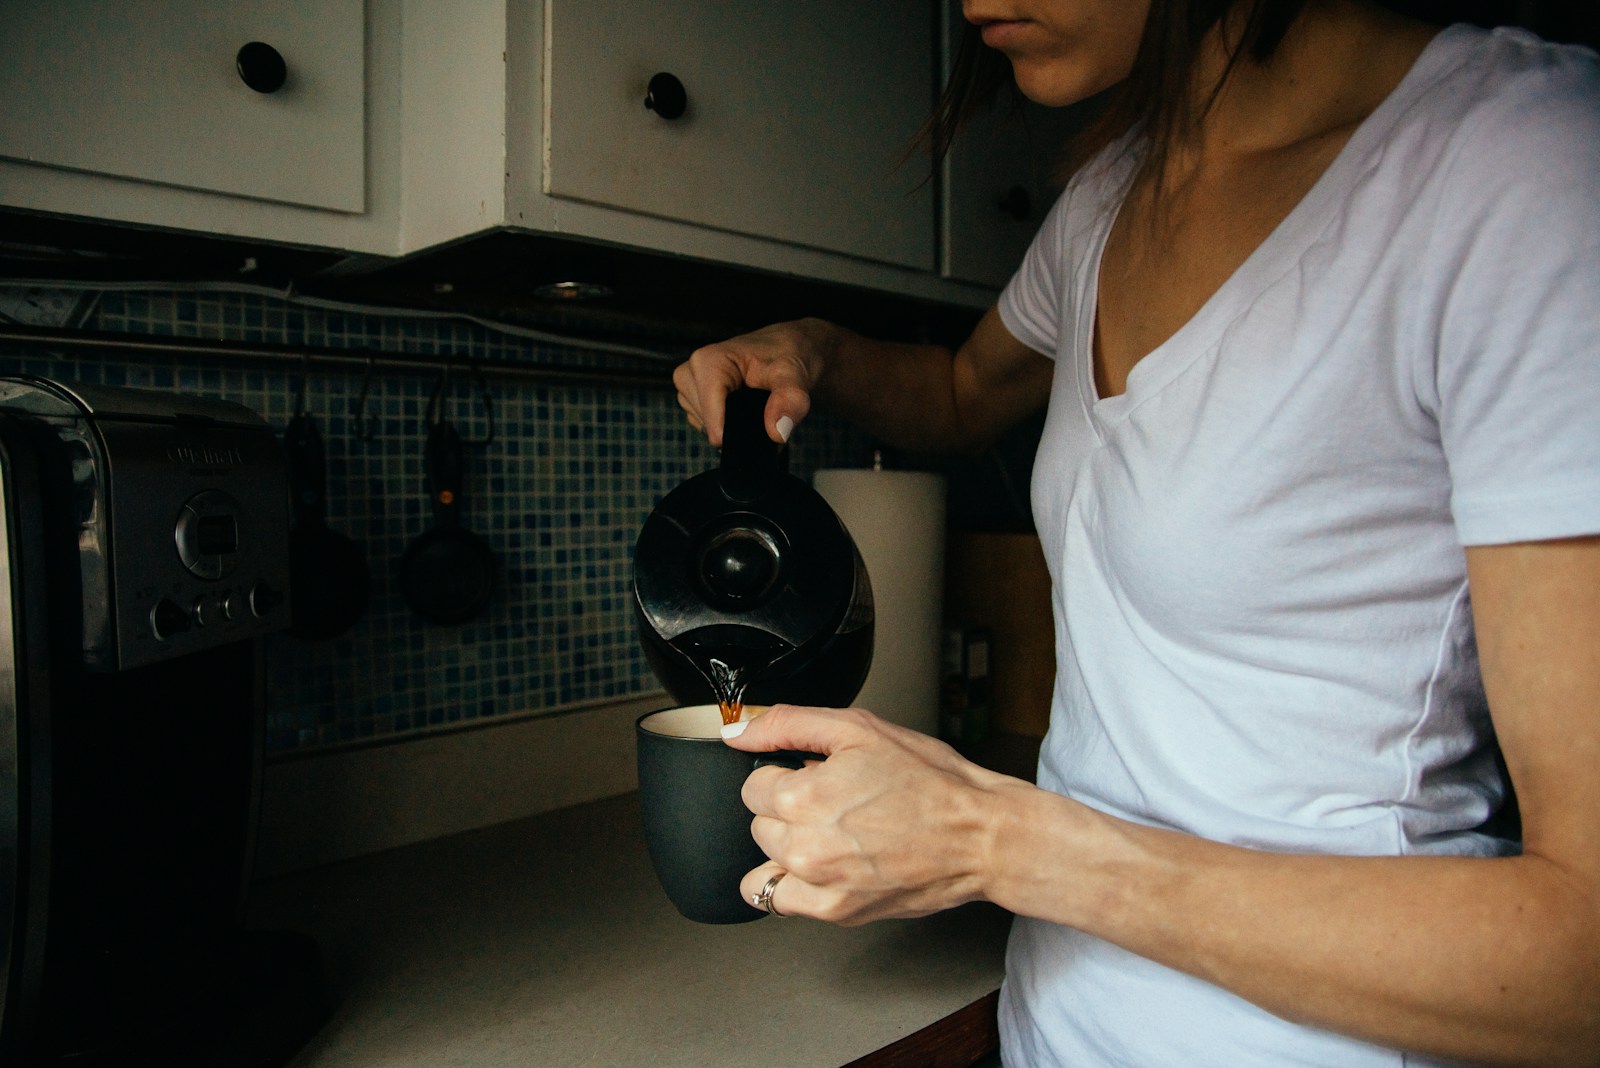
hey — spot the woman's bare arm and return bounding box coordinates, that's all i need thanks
[673,307,1053,452]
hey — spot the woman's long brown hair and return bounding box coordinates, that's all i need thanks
[920,0,1572,188]
[921,0,1309,192]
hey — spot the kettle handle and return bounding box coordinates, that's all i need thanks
[719,388,787,502]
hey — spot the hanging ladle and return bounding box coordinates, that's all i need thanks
[398,362,497,625]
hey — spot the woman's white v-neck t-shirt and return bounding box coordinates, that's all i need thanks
[994,24,1600,1067]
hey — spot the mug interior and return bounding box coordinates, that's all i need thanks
[639,704,768,739]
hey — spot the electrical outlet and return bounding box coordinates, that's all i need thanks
[0,287,85,327]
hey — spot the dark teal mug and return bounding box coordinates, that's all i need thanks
[636,705,810,924]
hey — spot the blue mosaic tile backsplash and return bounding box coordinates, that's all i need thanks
[0,286,872,754]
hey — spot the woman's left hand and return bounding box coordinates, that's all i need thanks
[722,704,1032,925]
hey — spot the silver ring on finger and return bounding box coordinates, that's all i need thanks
[752,872,786,917]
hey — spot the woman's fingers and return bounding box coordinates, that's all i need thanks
[726,704,1013,925]
[674,347,742,446]
[740,860,797,918]
[741,762,807,828]
[675,321,824,445]
[674,388,703,433]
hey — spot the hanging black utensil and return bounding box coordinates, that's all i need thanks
[398,414,496,625]
[284,409,371,640]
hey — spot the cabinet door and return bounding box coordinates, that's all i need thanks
[939,4,1089,288]
[0,0,364,212]
[544,0,934,271]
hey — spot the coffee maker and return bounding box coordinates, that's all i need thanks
[0,376,323,1066]
[633,389,874,707]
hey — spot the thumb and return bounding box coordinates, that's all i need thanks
[719,704,861,757]
[763,383,812,445]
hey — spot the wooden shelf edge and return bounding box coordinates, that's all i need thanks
[842,989,1000,1068]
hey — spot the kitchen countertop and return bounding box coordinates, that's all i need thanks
[247,792,1014,1068]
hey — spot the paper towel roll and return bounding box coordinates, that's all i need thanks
[813,467,946,735]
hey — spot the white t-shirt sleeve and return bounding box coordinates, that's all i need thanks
[1422,42,1600,545]
[997,185,1074,360]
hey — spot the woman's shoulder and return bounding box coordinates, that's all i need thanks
[1401,24,1600,148]
[1364,23,1600,217]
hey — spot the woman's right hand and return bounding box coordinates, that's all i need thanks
[673,318,841,447]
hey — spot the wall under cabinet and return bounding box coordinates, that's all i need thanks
[0,286,871,755]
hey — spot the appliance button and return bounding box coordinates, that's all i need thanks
[250,581,285,618]
[192,597,209,627]
[150,598,193,641]
[222,592,238,620]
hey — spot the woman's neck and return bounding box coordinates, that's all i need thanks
[1176,0,1437,167]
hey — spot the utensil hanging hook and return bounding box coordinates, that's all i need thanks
[354,355,377,442]
[425,357,495,447]
[293,353,310,417]
[424,363,450,429]
[460,360,496,447]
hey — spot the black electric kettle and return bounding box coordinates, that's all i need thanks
[633,389,873,707]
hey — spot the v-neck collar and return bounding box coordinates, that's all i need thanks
[1077,24,1469,435]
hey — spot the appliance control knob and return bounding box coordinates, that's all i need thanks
[175,491,243,581]
[250,581,285,618]
[151,598,194,641]
[236,42,288,94]
[644,72,688,120]
[192,597,209,627]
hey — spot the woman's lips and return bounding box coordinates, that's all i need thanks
[975,18,1031,49]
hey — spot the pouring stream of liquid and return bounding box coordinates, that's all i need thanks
[708,658,747,726]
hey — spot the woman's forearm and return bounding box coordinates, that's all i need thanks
[809,308,1053,453]
[799,319,969,451]
[985,787,1600,1067]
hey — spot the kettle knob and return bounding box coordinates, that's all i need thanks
[696,526,781,609]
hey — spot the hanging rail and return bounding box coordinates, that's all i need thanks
[0,324,679,392]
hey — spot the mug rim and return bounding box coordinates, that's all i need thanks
[637,703,768,741]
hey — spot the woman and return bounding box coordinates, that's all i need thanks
[674,1,1600,1064]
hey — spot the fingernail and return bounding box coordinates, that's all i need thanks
[720,721,748,739]
[775,415,794,443]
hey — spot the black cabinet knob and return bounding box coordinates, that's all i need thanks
[644,72,688,120]
[236,41,288,94]
[998,185,1033,221]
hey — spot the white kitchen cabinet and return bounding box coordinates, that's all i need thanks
[543,0,933,270]
[938,2,1093,289]
[941,97,1081,289]
[399,0,1003,309]
[0,0,364,211]
[0,0,402,255]
[0,0,1017,311]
